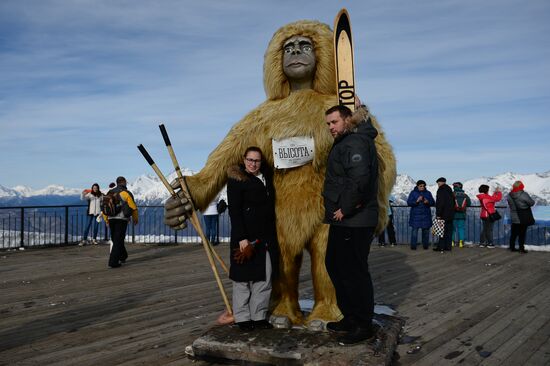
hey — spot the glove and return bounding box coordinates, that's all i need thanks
[233,244,256,264]
[164,179,193,230]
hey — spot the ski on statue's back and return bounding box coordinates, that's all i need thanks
[334,8,356,112]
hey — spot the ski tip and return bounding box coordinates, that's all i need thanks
[334,8,351,29]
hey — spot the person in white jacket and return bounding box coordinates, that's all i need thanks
[80,183,103,245]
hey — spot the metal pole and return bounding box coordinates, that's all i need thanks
[20,207,24,248]
[64,206,69,244]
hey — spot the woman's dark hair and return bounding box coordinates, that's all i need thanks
[243,146,264,159]
[478,184,489,194]
[91,183,102,197]
[416,180,426,186]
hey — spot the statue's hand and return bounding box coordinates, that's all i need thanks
[164,180,193,230]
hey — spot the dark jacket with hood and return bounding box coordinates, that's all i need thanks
[322,108,379,228]
[407,187,435,228]
[227,164,278,282]
[436,183,455,221]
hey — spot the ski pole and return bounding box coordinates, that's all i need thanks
[137,144,232,316]
[158,124,229,274]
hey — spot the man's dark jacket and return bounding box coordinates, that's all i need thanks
[436,184,455,221]
[322,113,379,228]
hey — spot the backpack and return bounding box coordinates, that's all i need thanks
[102,188,134,217]
[454,197,467,212]
[216,199,227,214]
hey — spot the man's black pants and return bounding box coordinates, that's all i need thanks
[438,220,454,250]
[325,225,375,327]
[109,219,128,267]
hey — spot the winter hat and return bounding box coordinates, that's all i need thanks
[452,182,463,189]
[511,180,524,193]
[436,177,446,183]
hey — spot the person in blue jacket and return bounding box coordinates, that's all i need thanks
[407,180,435,249]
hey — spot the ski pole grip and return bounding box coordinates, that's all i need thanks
[137,144,155,166]
[159,124,172,146]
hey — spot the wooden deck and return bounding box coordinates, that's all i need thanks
[1,243,549,365]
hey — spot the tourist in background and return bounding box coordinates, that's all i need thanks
[378,195,397,247]
[80,183,103,245]
[476,185,502,248]
[452,182,471,248]
[507,180,535,253]
[104,176,139,268]
[202,194,222,245]
[435,177,455,252]
[407,180,435,250]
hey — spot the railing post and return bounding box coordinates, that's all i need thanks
[64,206,69,244]
[20,207,24,248]
[174,228,178,244]
[132,222,135,243]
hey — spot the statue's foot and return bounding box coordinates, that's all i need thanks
[306,301,341,330]
[271,299,304,326]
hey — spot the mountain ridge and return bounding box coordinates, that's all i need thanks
[1,170,549,206]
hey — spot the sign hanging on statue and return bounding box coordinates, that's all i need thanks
[272,136,315,169]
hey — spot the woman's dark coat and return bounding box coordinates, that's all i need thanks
[227,165,278,282]
[407,187,435,228]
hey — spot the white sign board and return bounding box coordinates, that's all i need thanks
[272,136,315,169]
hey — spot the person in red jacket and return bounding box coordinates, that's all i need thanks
[476,184,502,248]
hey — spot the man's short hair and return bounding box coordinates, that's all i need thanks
[325,105,352,119]
[116,176,126,185]
[436,177,446,183]
[416,180,426,186]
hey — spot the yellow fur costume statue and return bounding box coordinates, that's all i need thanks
[174,20,396,326]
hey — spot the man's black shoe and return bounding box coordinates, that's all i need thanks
[236,321,254,331]
[253,319,273,329]
[109,263,121,268]
[337,326,376,345]
[327,317,353,333]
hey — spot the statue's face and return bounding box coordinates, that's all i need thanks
[282,36,316,82]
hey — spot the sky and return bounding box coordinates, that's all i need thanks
[1,0,549,190]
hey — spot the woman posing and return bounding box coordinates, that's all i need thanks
[227,146,278,331]
[80,183,103,245]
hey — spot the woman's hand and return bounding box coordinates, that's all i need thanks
[239,239,250,252]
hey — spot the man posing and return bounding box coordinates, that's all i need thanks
[322,101,379,345]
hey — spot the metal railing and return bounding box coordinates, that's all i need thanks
[390,205,548,247]
[1,204,548,249]
[0,205,230,249]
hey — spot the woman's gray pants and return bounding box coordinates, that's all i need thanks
[232,252,272,323]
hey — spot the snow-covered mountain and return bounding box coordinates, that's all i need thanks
[1,171,549,207]
[391,171,550,206]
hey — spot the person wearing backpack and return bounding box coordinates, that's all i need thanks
[80,183,103,245]
[452,182,471,248]
[102,176,139,268]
